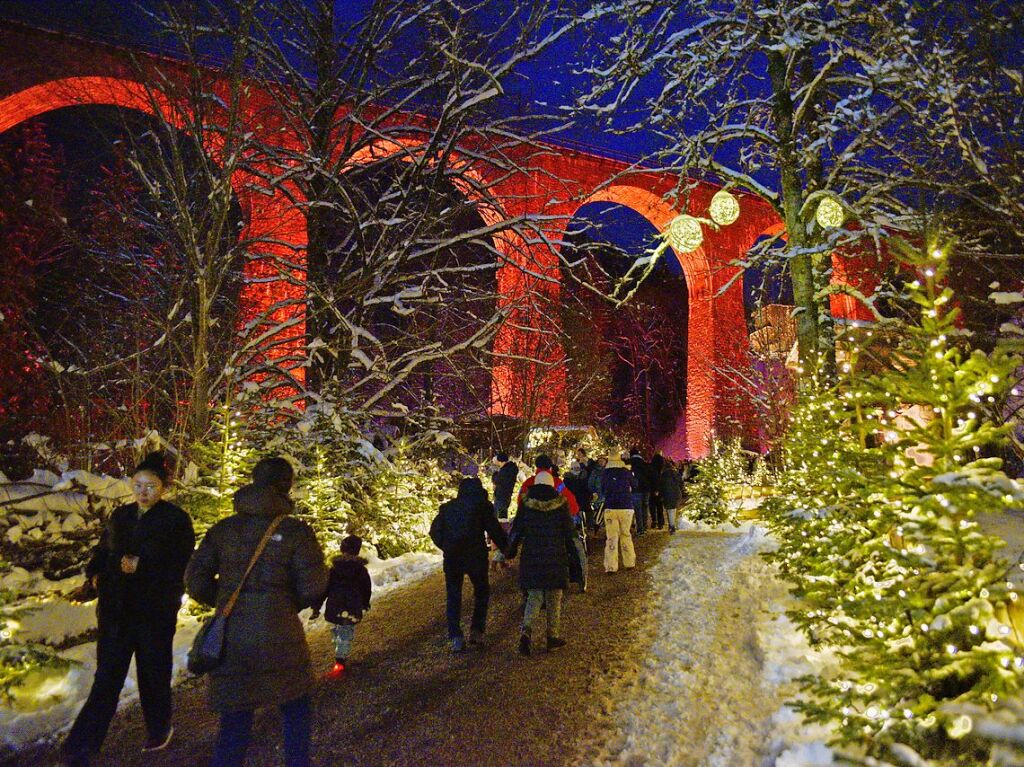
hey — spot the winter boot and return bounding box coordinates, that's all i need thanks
[518,633,531,656]
[143,726,174,753]
[547,637,567,651]
[451,636,466,653]
[467,629,485,649]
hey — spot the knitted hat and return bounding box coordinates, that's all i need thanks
[340,535,362,556]
[534,471,555,487]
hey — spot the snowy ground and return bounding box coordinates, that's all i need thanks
[580,524,835,767]
[0,548,440,749]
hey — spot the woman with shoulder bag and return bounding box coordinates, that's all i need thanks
[185,456,327,767]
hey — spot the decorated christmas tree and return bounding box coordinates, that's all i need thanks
[684,437,748,526]
[788,239,1024,762]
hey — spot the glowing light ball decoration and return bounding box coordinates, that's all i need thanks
[708,189,740,226]
[815,196,845,229]
[667,214,704,253]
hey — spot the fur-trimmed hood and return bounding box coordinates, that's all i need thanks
[332,553,368,567]
[523,485,568,512]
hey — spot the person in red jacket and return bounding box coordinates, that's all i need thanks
[517,454,579,519]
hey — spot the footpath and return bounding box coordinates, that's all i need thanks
[9,534,670,767]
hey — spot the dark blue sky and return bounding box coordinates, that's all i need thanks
[0,0,651,162]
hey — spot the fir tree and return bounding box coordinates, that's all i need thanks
[776,239,1024,762]
[684,438,747,526]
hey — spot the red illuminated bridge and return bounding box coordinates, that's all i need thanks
[0,22,875,458]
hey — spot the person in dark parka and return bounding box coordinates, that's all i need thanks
[490,452,519,520]
[61,452,195,767]
[430,476,509,652]
[628,447,652,535]
[186,457,327,767]
[507,471,578,656]
[312,534,372,677]
[659,459,684,533]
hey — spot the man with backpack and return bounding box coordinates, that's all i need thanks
[430,477,509,652]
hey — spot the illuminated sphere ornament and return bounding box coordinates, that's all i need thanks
[815,196,845,229]
[667,214,704,253]
[709,189,740,226]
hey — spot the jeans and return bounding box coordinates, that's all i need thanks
[211,695,311,767]
[632,492,650,534]
[63,619,174,759]
[650,492,665,528]
[331,622,356,660]
[666,507,678,529]
[444,555,490,639]
[522,588,563,640]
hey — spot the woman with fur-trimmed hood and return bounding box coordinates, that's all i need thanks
[507,471,578,656]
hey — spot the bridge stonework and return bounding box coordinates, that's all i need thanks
[0,22,873,458]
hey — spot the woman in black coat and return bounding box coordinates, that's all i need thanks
[430,476,508,652]
[507,471,577,656]
[62,452,195,767]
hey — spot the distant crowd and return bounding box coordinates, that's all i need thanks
[60,444,696,767]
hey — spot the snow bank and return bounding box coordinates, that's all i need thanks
[0,549,439,751]
[757,570,838,765]
[0,468,130,547]
[365,549,441,596]
[0,612,202,749]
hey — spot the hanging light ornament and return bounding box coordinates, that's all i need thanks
[709,189,740,226]
[667,214,704,252]
[815,196,845,229]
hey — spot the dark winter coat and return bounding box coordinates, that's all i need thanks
[508,485,577,591]
[628,454,652,492]
[316,554,372,625]
[491,461,519,514]
[185,483,328,714]
[658,465,684,509]
[564,471,591,516]
[430,482,509,568]
[601,460,638,509]
[85,499,195,635]
[587,466,604,503]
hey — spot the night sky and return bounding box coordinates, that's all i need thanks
[0,0,649,160]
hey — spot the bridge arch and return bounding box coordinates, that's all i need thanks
[566,183,716,458]
[0,76,309,387]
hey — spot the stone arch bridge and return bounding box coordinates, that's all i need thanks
[0,22,873,457]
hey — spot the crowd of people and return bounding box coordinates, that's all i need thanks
[60,443,693,767]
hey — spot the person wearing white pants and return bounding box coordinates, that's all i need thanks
[603,508,635,572]
[599,455,638,573]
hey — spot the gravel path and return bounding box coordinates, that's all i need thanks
[8,532,670,767]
